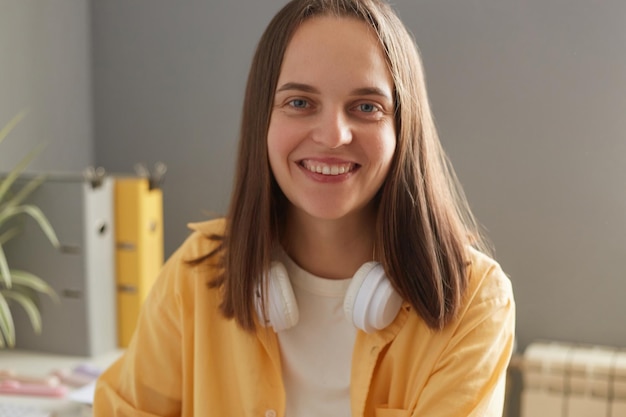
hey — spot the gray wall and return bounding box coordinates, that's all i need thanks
[0,0,93,172]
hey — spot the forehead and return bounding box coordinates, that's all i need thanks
[277,16,392,88]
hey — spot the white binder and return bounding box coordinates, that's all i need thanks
[5,170,117,356]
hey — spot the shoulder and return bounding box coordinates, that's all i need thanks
[463,247,514,309]
[421,248,515,360]
[161,218,226,265]
[150,218,226,302]
[187,218,227,236]
[180,218,226,260]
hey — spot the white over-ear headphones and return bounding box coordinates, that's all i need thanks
[255,261,403,333]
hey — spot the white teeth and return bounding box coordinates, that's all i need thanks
[302,161,354,176]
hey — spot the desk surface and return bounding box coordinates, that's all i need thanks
[0,349,122,416]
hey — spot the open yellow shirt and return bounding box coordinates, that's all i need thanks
[94,218,515,416]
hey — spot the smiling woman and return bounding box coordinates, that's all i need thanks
[93,1,515,416]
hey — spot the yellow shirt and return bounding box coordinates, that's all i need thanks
[94,219,515,417]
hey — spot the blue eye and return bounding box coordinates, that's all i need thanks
[358,103,377,113]
[289,99,308,109]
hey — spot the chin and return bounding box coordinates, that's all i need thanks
[296,201,372,223]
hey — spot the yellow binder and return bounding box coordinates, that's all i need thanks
[114,176,164,347]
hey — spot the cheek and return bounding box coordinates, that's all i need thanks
[375,126,397,171]
[266,137,281,178]
[268,113,306,151]
[267,116,295,174]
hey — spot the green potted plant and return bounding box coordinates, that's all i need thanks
[0,111,60,348]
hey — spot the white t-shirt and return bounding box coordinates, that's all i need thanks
[276,252,357,417]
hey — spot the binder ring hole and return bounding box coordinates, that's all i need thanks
[97,220,108,236]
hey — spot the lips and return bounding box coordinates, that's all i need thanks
[299,159,358,176]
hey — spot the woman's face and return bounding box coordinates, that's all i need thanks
[267,16,396,223]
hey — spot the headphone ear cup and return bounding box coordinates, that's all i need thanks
[255,261,299,332]
[344,262,403,333]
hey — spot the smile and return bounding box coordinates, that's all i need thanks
[300,160,357,176]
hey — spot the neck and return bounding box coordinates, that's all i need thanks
[281,207,377,279]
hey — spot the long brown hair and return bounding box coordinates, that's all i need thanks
[202,0,489,332]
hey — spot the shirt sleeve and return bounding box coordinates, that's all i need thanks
[93,244,188,416]
[411,263,516,417]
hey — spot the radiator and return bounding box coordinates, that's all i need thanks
[520,341,626,417]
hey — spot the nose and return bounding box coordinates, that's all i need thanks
[311,108,353,149]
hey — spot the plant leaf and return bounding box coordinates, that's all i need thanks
[0,204,60,249]
[0,143,45,204]
[0,293,15,347]
[10,270,59,303]
[0,244,11,288]
[0,110,28,146]
[2,290,42,334]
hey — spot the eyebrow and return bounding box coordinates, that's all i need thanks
[276,82,319,94]
[350,87,392,101]
[276,82,392,101]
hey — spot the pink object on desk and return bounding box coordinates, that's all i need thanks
[0,380,68,397]
[0,369,60,387]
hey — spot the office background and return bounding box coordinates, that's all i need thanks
[1,0,625,405]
